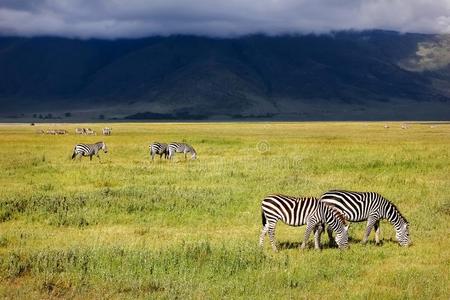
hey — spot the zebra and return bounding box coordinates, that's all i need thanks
[55,129,67,135]
[75,128,85,135]
[149,142,169,160]
[168,142,197,160]
[259,194,349,251]
[320,190,410,247]
[102,127,112,135]
[85,128,96,135]
[71,141,108,161]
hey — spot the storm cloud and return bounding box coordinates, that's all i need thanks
[0,0,449,38]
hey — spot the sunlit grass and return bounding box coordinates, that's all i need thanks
[0,122,449,298]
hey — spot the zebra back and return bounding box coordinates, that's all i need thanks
[320,190,408,223]
[261,194,319,226]
[150,142,168,154]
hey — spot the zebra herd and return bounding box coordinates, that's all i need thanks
[68,138,410,252]
[70,141,197,161]
[260,190,410,251]
[75,128,97,135]
[149,142,197,160]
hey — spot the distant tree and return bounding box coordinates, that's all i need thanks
[45,113,53,119]
[98,114,105,120]
[33,114,37,118]
[38,114,43,119]
[64,112,72,117]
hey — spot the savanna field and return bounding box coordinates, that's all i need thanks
[0,122,449,299]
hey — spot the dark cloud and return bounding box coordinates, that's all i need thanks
[0,0,449,38]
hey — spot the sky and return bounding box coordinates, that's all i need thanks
[0,0,449,39]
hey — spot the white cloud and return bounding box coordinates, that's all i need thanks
[0,0,449,38]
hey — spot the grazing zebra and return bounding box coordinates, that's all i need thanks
[149,142,168,160]
[168,142,197,160]
[46,129,57,135]
[102,127,112,135]
[320,190,410,246]
[55,129,67,135]
[71,141,108,161]
[259,195,349,251]
[75,128,85,135]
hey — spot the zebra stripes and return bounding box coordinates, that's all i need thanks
[149,142,169,160]
[71,141,108,161]
[259,194,349,251]
[168,142,197,160]
[320,190,410,246]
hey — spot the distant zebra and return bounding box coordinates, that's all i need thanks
[85,128,96,135]
[168,142,197,160]
[71,141,108,161]
[55,129,67,135]
[102,127,112,135]
[46,129,57,135]
[320,190,410,246]
[260,195,349,251]
[75,128,85,135]
[149,142,168,160]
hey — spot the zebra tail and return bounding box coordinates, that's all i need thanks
[261,210,267,227]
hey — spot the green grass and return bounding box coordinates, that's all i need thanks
[0,122,449,299]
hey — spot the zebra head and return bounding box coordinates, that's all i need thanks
[190,148,197,160]
[396,223,410,247]
[335,224,349,249]
[100,142,108,153]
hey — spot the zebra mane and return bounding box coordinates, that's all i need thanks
[385,198,409,224]
[95,141,104,145]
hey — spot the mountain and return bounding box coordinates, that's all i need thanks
[0,31,449,120]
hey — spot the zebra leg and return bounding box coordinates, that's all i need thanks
[90,155,93,161]
[374,220,381,245]
[327,226,336,247]
[268,223,278,252]
[362,217,378,244]
[314,224,324,250]
[301,221,316,249]
[259,224,269,247]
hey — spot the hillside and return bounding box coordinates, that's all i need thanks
[0,31,449,120]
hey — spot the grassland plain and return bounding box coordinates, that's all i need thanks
[0,122,449,299]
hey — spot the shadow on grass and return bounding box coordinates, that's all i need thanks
[277,237,399,250]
